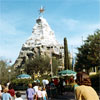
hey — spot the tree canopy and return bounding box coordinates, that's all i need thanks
[24,55,60,77]
[75,29,100,73]
[64,37,70,69]
[0,59,16,83]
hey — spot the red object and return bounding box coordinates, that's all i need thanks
[65,80,68,84]
[53,79,59,86]
[8,89,15,97]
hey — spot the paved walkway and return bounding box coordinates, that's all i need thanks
[18,91,75,100]
[18,90,100,100]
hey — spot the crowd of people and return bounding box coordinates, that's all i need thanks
[0,78,50,100]
[0,82,23,100]
[26,83,48,100]
[0,72,99,100]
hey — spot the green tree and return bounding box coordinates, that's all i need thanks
[0,59,16,83]
[24,55,59,76]
[75,29,100,73]
[0,60,8,83]
[64,37,70,69]
[52,57,61,75]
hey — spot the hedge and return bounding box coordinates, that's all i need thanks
[90,73,100,91]
[11,79,34,90]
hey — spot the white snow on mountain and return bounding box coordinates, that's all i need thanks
[23,17,60,48]
[14,17,64,68]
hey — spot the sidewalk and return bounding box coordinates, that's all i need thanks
[16,90,100,100]
[54,92,75,100]
[17,91,75,100]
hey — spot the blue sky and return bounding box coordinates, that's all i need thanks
[0,0,100,64]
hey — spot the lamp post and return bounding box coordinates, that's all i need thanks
[8,69,11,82]
[50,46,53,78]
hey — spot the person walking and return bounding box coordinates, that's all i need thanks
[8,83,15,100]
[15,91,23,100]
[42,87,48,100]
[0,82,2,99]
[42,78,49,88]
[33,83,39,94]
[1,88,12,100]
[26,83,36,100]
[36,86,43,100]
[75,72,99,100]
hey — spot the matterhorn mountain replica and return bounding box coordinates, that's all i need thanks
[14,16,64,68]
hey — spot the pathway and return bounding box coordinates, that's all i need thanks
[17,90,100,100]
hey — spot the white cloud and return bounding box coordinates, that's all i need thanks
[53,18,100,56]
[67,23,100,46]
[60,18,100,33]
[86,24,100,31]
[0,15,100,64]
[61,18,79,30]
[68,36,82,46]
[0,18,28,35]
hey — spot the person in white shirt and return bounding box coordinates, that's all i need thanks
[0,83,2,97]
[36,86,43,100]
[0,83,2,91]
[15,92,23,100]
[42,79,49,88]
[33,83,38,93]
[42,87,48,100]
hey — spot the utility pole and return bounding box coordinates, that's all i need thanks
[71,45,74,70]
[50,46,53,77]
[82,36,83,45]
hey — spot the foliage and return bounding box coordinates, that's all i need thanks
[64,37,70,69]
[90,73,100,91]
[11,78,34,90]
[0,60,9,83]
[0,59,18,84]
[24,55,60,76]
[35,75,51,85]
[52,57,61,75]
[75,29,100,72]
[12,78,34,85]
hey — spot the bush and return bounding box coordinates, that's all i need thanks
[90,73,100,91]
[11,78,34,90]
